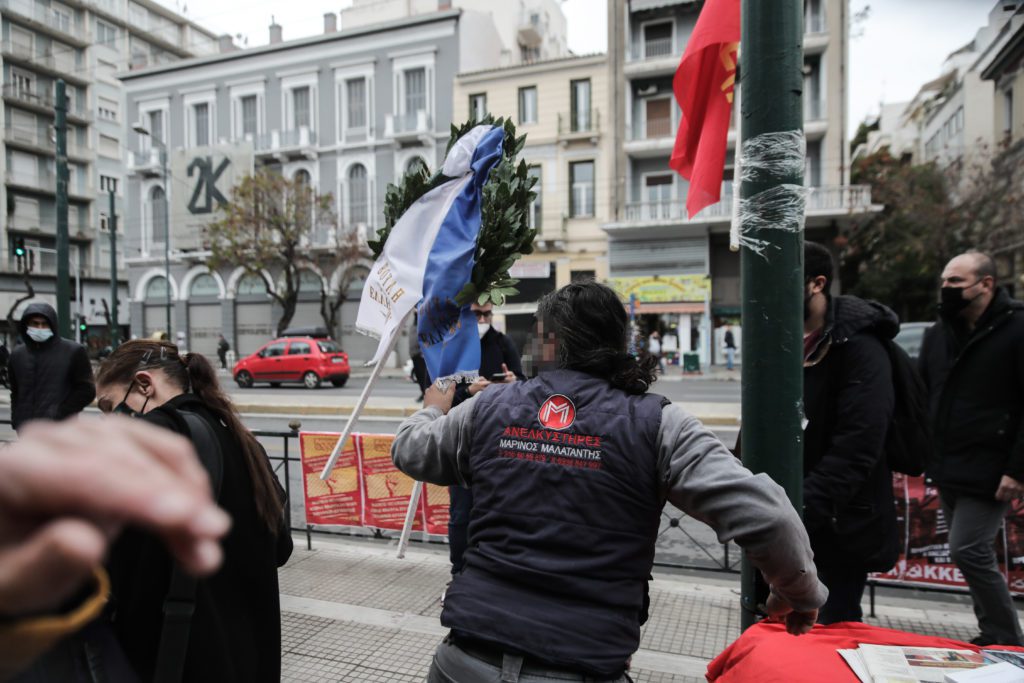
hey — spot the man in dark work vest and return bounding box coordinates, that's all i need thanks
[392,281,827,683]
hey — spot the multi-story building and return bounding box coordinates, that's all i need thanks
[121,8,522,363]
[604,0,878,367]
[979,3,1024,297]
[340,0,568,67]
[453,52,609,346]
[0,0,220,347]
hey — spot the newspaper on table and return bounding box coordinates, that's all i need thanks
[944,661,1024,682]
[839,644,987,683]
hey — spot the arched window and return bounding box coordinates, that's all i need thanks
[237,273,268,296]
[145,276,169,301]
[150,186,166,245]
[348,164,368,224]
[190,273,219,298]
[298,270,322,294]
[294,170,313,231]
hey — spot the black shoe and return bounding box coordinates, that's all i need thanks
[417,393,425,402]
[970,634,998,646]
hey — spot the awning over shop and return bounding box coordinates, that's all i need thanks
[635,302,706,314]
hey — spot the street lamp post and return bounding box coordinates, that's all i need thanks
[132,123,172,337]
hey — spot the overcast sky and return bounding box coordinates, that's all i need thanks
[159,0,998,140]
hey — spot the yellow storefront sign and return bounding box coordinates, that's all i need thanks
[608,275,711,303]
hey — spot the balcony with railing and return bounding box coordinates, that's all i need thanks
[1,40,84,82]
[5,124,92,159]
[128,147,163,177]
[1,84,92,122]
[606,185,878,234]
[557,109,601,142]
[251,127,318,160]
[6,214,92,239]
[625,110,679,157]
[0,0,91,45]
[385,110,432,145]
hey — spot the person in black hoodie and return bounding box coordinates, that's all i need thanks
[8,302,95,431]
[94,339,292,682]
[919,251,1024,646]
[802,241,899,624]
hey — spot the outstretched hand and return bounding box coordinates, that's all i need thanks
[764,592,818,636]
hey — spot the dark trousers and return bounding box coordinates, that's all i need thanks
[427,640,632,683]
[412,354,431,393]
[217,351,227,369]
[449,485,473,574]
[816,567,868,624]
[941,488,1024,645]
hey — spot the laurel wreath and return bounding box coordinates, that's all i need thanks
[366,116,537,307]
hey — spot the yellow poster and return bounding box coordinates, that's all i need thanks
[608,275,711,303]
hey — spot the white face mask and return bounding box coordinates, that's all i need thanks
[27,327,53,343]
[477,323,491,339]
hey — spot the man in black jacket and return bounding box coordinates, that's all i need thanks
[919,251,1024,646]
[8,302,95,431]
[802,242,899,623]
[448,300,525,574]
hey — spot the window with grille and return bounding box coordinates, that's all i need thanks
[348,164,368,224]
[346,78,366,130]
[404,68,426,114]
[293,86,311,128]
[241,95,258,136]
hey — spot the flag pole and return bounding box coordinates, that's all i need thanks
[738,0,805,631]
[319,308,415,480]
[395,481,424,559]
[729,59,743,252]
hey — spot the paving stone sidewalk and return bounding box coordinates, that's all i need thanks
[277,534,1005,682]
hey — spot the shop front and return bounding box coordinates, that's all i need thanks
[609,274,712,369]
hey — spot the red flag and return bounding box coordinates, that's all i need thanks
[669,0,740,218]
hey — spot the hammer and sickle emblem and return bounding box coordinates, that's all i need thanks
[187,156,231,215]
[719,42,739,104]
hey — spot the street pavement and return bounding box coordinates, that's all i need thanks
[277,533,1004,682]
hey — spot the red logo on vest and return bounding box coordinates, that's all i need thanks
[538,394,576,430]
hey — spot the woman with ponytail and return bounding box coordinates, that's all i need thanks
[95,339,291,683]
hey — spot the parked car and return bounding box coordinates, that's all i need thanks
[233,336,350,389]
[894,322,932,362]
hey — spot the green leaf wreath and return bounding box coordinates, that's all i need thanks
[366,115,538,307]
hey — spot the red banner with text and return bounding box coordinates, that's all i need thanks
[357,433,424,532]
[870,474,1024,595]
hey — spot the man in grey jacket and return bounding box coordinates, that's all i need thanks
[392,281,826,683]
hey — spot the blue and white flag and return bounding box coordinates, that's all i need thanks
[356,124,505,382]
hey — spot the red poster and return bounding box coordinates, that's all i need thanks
[421,483,451,536]
[871,474,1024,595]
[358,433,423,532]
[299,432,361,526]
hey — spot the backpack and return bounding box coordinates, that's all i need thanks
[883,340,931,476]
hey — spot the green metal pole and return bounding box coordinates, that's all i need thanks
[109,189,119,349]
[738,0,805,631]
[54,79,71,339]
[162,146,171,337]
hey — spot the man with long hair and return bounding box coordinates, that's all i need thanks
[393,280,826,682]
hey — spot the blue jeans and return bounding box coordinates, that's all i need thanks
[725,348,735,370]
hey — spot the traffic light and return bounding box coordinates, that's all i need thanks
[13,237,24,257]
[79,321,87,333]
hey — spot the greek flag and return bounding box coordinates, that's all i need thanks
[356,124,505,382]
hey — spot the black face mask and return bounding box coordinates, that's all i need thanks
[940,283,980,318]
[112,381,149,417]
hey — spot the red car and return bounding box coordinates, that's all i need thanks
[233,337,350,389]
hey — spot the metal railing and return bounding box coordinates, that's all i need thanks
[0,0,89,40]
[628,36,675,61]
[630,113,677,140]
[622,185,875,224]
[4,124,91,157]
[1,39,79,74]
[1,84,92,121]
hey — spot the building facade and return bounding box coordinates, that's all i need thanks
[605,0,877,367]
[453,53,610,348]
[0,0,220,348]
[121,9,516,364]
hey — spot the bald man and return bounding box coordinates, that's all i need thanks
[920,251,1024,646]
